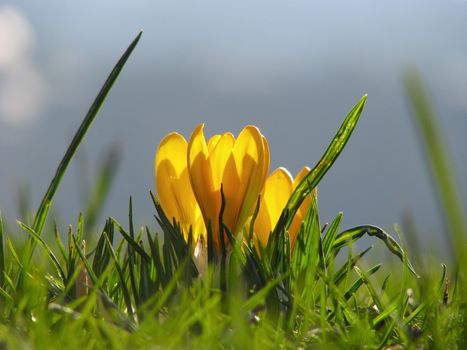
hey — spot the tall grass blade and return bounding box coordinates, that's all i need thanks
[404,71,467,263]
[281,95,367,230]
[27,31,142,260]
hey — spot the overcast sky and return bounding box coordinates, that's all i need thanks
[1,1,466,255]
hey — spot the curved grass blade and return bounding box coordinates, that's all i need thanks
[17,220,66,283]
[27,31,143,261]
[278,95,367,231]
[333,225,418,277]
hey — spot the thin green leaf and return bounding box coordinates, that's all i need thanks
[405,71,467,263]
[17,220,66,283]
[103,233,134,320]
[344,264,381,300]
[112,218,151,262]
[333,225,418,277]
[27,31,142,262]
[280,95,367,231]
[322,211,343,260]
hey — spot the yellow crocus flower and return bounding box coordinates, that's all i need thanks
[187,124,270,255]
[155,132,205,242]
[254,166,314,252]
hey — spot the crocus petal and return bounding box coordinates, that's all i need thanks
[255,167,293,246]
[188,124,269,255]
[207,134,221,153]
[222,125,267,235]
[209,132,235,188]
[155,132,204,241]
[262,136,270,182]
[187,124,217,231]
[289,166,313,250]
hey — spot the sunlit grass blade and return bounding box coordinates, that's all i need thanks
[292,189,321,294]
[280,94,367,231]
[92,219,114,277]
[112,218,151,263]
[27,31,143,261]
[5,237,23,270]
[322,212,343,261]
[404,71,467,263]
[102,233,134,320]
[71,233,99,287]
[344,264,381,300]
[354,266,384,313]
[146,227,166,287]
[332,225,418,277]
[17,220,66,283]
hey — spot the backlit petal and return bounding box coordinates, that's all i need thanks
[255,167,293,246]
[155,132,204,241]
[209,132,235,188]
[222,126,266,235]
[207,134,221,153]
[290,166,313,250]
[187,124,219,240]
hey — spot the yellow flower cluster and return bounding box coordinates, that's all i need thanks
[155,124,313,256]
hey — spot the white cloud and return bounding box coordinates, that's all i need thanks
[0,61,48,125]
[0,5,48,126]
[0,5,32,67]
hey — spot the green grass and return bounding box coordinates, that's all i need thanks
[0,34,465,349]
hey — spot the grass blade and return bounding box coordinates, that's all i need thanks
[17,220,66,283]
[404,71,467,264]
[322,212,343,260]
[27,31,143,261]
[280,95,367,231]
[344,264,381,300]
[333,225,418,277]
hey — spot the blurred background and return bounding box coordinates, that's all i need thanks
[0,1,466,255]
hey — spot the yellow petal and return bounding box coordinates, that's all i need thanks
[188,124,270,255]
[207,134,221,153]
[187,124,219,241]
[222,125,266,235]
[255,167,293,246]
[262,135,270,182]
[209,132,235,188]
[293,166,310,188]
[290,166,313,250]
[155,132,204,241]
